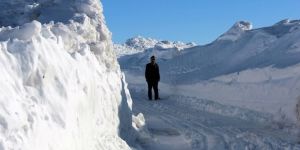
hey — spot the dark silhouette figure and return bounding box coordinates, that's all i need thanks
[145,56,160,100]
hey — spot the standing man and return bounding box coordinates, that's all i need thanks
[145,56,160,100]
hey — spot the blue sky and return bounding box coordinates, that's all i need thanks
[101,0,300,44]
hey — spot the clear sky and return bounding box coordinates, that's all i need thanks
[101,0,300,44]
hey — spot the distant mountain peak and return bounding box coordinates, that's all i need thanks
[274,19,300,26]
[114,36,196,57]
[217,21,252,41]
[123,36,196,50]
[233,21,253,31]
[125,36,158,49]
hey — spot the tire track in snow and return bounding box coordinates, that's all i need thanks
[132,89,300,150]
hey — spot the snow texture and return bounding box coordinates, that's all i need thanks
[0,0,135,150]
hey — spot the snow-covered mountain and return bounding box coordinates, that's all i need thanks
[114,36,196,57]
[0,0,137,150]
[119,19,300,123]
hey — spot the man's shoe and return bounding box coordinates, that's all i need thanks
[155,98,160,100]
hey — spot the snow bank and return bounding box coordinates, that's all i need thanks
[0,0,135,149]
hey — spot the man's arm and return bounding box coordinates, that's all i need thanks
[145,64,149,81]
[157,65,160,82]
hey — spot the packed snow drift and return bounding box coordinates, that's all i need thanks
[0,0,136,150]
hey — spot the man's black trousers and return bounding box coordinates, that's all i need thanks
[147,81,159,100]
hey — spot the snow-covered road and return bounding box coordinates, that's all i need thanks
[130,85,300,150]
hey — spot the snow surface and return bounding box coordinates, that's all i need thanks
[117,20,300,149]
[0,0,136,150]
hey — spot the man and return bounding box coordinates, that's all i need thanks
[145,56,160,100]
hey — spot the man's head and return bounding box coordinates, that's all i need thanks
[150,55,156,64]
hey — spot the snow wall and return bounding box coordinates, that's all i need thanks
[0,0,134,149]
